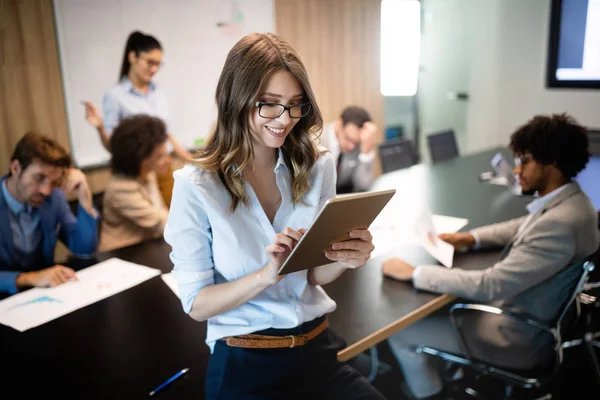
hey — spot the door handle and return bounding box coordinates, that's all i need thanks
[446,92,469,101]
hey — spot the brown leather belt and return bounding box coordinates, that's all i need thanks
[223,319,329,349]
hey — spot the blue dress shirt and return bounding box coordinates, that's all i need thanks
[1,179,43,270]
[0,176,100,295]
[102,78,169,135]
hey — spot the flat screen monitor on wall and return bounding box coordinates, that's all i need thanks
[546,0,600,89]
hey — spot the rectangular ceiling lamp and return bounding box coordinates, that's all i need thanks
[380,0,421,96]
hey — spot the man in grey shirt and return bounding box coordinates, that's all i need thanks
[382,113,600,399]
[318,106,377,193]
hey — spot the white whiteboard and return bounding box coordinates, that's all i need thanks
[53,0,274,168]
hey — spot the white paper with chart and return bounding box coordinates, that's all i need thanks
[0,258,160,332]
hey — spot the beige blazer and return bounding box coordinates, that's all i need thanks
[99,172,169,251]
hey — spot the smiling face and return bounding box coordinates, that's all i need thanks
[248,69,304,152]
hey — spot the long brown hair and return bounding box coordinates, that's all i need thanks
[192,33,324,212]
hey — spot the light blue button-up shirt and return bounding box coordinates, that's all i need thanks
[1,179,43,269]
[164,151,338,352]
[103,78,169,135]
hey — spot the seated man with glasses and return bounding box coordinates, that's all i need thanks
[381,113,600,399]
[0,133,99,297]
[317,106,378,193]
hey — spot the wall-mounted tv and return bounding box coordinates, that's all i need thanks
[546,0,600,89]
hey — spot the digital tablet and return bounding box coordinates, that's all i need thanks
[277,189,396,275]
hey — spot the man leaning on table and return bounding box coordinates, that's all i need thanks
[318,106,378,193]
[0,133,99,296]
[382,113,600,399]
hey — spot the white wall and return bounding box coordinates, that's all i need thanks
[54,0,274,168]
[466,0,600,153]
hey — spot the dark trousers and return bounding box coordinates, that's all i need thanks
[205,317,387,400]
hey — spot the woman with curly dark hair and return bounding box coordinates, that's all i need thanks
[99,115,170,251]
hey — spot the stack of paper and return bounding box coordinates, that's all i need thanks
[371,208,468,267]
[0,258,160,332]
[414,210,467,268]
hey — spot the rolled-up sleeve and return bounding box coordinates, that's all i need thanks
[164,172,214,314]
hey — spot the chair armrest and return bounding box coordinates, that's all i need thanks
[584,281,600,291]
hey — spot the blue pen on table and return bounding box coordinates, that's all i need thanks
[149,368,190,396]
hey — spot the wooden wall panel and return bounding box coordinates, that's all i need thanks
[0,0,109,192]
[0,0,70,172]
[274,0,384,170]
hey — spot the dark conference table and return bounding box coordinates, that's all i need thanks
[330,147,532,360]
[0,147,532,399]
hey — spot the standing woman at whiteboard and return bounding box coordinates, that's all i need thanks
[84,31,192,206]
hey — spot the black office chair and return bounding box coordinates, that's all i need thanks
[427,130,459,163]
[378,137,417,174]
[562,228,600,387]
[416,260,596,399]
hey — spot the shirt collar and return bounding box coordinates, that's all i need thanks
[526,183,571,214]
[274,149,288,173]
[1,178,26,215]
[119,77,156,95]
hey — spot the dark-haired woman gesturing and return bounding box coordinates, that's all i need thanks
[84,31,191,205]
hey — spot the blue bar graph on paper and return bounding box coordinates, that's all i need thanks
[8,296,63,311]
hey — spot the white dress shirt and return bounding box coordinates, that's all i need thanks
[164,150,338,352]
[319,122,375,192]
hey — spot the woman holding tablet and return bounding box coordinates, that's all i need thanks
[84,31,192,206]
[164,33,385,400]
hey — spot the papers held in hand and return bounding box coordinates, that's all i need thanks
[277,189,396,275]
[415,210,466,268]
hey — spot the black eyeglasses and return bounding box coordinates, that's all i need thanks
[255,101,311,119]
[139,56,164,69]
[514,153,533,167]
